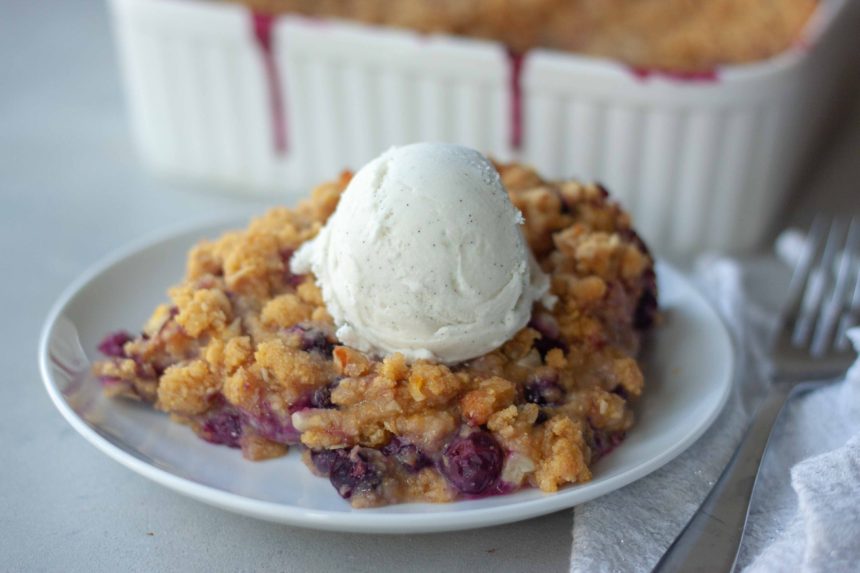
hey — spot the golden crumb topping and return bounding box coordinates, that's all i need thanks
[94,161,657,507]
[234,0,816,71]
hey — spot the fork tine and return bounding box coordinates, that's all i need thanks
[782,216,826,328]
[811,218,858,355]
[790,217,832,347]
[836,226,860,351]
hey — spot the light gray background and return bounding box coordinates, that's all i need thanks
[2,1,857,572]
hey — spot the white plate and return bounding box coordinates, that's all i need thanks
[39,217,733,534]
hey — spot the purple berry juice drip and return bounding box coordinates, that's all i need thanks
[98,376,123,387]
[97,331,133,358]
[251,12,288,154]
[506,49,525,150]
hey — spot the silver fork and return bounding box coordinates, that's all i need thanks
[653,217,860,573]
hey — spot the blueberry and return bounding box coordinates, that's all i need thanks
[634,269,658,330]
[612,386,631,401]
[534,409,549,425]
[310,449,348,476]
[289,380,339,412]
[287,324,334,357]
[309,379,340,409]
[381,437,431,472]
[201,408,243,448]
[440,431,503,494]
[529,313,559,339]
[528,315,568,359]
[329,448,384,499]
[311,385,332,408]
[533,336,568,359]
[97,331,133,358]
[589,429,626,461]
[523,375,564,406]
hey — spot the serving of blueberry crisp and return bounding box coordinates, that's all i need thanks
[93,144,657,508]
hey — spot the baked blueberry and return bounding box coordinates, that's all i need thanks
[440,431,503,494]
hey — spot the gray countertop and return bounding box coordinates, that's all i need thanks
[2,1,857,572]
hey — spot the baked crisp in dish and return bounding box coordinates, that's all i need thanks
[94,159,657,508]
[234,0,817,71]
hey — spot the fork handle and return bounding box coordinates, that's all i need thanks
[652,384,794,573]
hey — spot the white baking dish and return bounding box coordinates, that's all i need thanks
[109,0,857,257]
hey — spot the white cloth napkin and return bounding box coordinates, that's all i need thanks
[569,255,860,572]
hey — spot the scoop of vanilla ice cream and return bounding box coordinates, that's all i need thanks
[291,143,551,364]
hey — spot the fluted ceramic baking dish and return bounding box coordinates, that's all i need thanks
[110,0,857,256]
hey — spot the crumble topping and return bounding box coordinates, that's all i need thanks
[93,162,657,507]
[234,0,817,71]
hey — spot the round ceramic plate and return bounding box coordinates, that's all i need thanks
[39,217,733,534]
